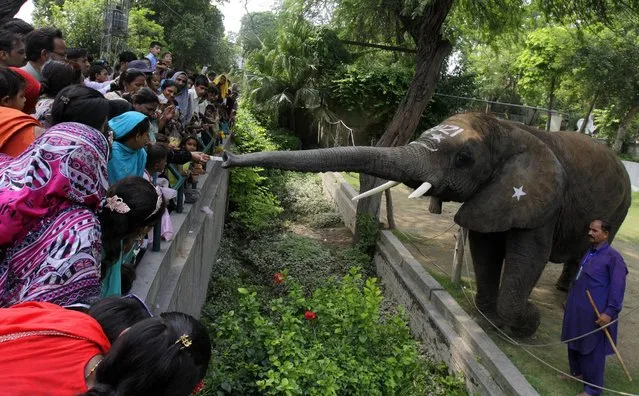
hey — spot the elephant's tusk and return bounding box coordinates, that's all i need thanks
[408,182,432,199]
[351,181,400,202]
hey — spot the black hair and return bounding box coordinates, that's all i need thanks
[0,29,22,53]
[206,85,220,95]
[206,71,216,79]
[89,63,107,81]
[161,79,176,90]
[145,143,169,169]
[41,60,82,97]
[25,27,63,62]
[81,312,211,396]
[1,18,34,35]
[114,117,150,143]
[593,219,612,234]
[0,66,25,99]
[99,177,165,266]
[193,75,208,88]
[88,296,152,344]
[149,41,162,49]
[132,87,159,105]
[179,135,200,151]
[108,99,133,119]
[119,68,146,91]
[66,47,88,61]
[165,69,176,80]
[118,51,137,64]
[50,85,109,131]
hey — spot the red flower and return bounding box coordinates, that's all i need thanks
[274,272,285,285]
[304,310,317,320]
[191,379,205,395]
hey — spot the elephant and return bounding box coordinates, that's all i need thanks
[222,112,631,336]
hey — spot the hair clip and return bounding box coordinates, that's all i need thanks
[59,95,70,105]
[105,195,131,214]
[175,334,192,350]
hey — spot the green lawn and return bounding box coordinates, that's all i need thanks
[617,192,639,244]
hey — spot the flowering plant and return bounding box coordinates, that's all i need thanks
[273,272,286,285]
[208,267,466,395]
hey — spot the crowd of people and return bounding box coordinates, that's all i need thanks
[0,18,237,394]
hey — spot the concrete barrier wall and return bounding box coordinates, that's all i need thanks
[131,155,229,319]
[321,172,538,396]
[622,160,639,192]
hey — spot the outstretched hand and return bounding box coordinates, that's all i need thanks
[191,151,210,162]
[595,313,612,327]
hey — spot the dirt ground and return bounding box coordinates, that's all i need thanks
[374,184,639,395]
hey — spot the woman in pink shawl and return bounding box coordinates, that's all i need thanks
[0,120,109,308]
[0,86,166,308]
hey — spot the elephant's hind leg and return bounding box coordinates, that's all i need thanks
[498,226,554,337]
[555,258,579,292]
[468,230,506,326]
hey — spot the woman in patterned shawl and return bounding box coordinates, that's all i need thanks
[0,121,109,308]
[0,86,165,308]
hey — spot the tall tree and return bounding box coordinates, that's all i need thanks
[515,26,577,130]
[135,0,226,69]
[126,7,164,57]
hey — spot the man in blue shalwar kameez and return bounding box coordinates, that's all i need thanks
[561,219,628,396]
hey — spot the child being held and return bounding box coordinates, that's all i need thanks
[168,135,204,204]
[144,143,175,241]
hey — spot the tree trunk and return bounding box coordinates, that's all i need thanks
[353,0,454,246]
[545,76,556,131]
[612,103,639,154]
[0,0,25,25]
[578,94,597,134]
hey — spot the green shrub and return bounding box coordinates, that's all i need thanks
[206,268,467,395]
[271,172,339,225]
[228,108,283,235]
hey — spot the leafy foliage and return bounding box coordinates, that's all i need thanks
[238,11,278,54]
[126,7,164,57]
[135,0,230,70]
[34,0,105,56]
[206,268,467,395]
[227,107,282,235]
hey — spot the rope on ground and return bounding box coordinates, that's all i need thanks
[459,254,638,396]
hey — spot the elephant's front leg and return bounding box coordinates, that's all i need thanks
[468,230,506,325]
[498,225,554,337]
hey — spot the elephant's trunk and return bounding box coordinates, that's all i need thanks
[222,145,425,185]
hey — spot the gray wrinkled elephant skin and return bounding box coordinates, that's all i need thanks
[222,112,631,337]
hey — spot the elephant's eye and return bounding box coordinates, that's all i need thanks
[455,151,473,168]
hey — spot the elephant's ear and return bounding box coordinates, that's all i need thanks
[455,127,566,233]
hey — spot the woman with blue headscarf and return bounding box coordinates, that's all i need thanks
[170,71,193,126]
[107,111,151,185]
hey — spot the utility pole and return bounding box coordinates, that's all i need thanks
[100,0,130,63]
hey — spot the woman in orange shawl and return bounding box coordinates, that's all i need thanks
[0,67,42,156]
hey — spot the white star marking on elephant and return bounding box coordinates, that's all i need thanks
[430,133,445,142]
[512,186,527,201]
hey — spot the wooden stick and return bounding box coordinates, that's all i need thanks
[586,290,632,381]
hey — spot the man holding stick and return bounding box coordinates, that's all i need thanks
[561,219,629,396]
